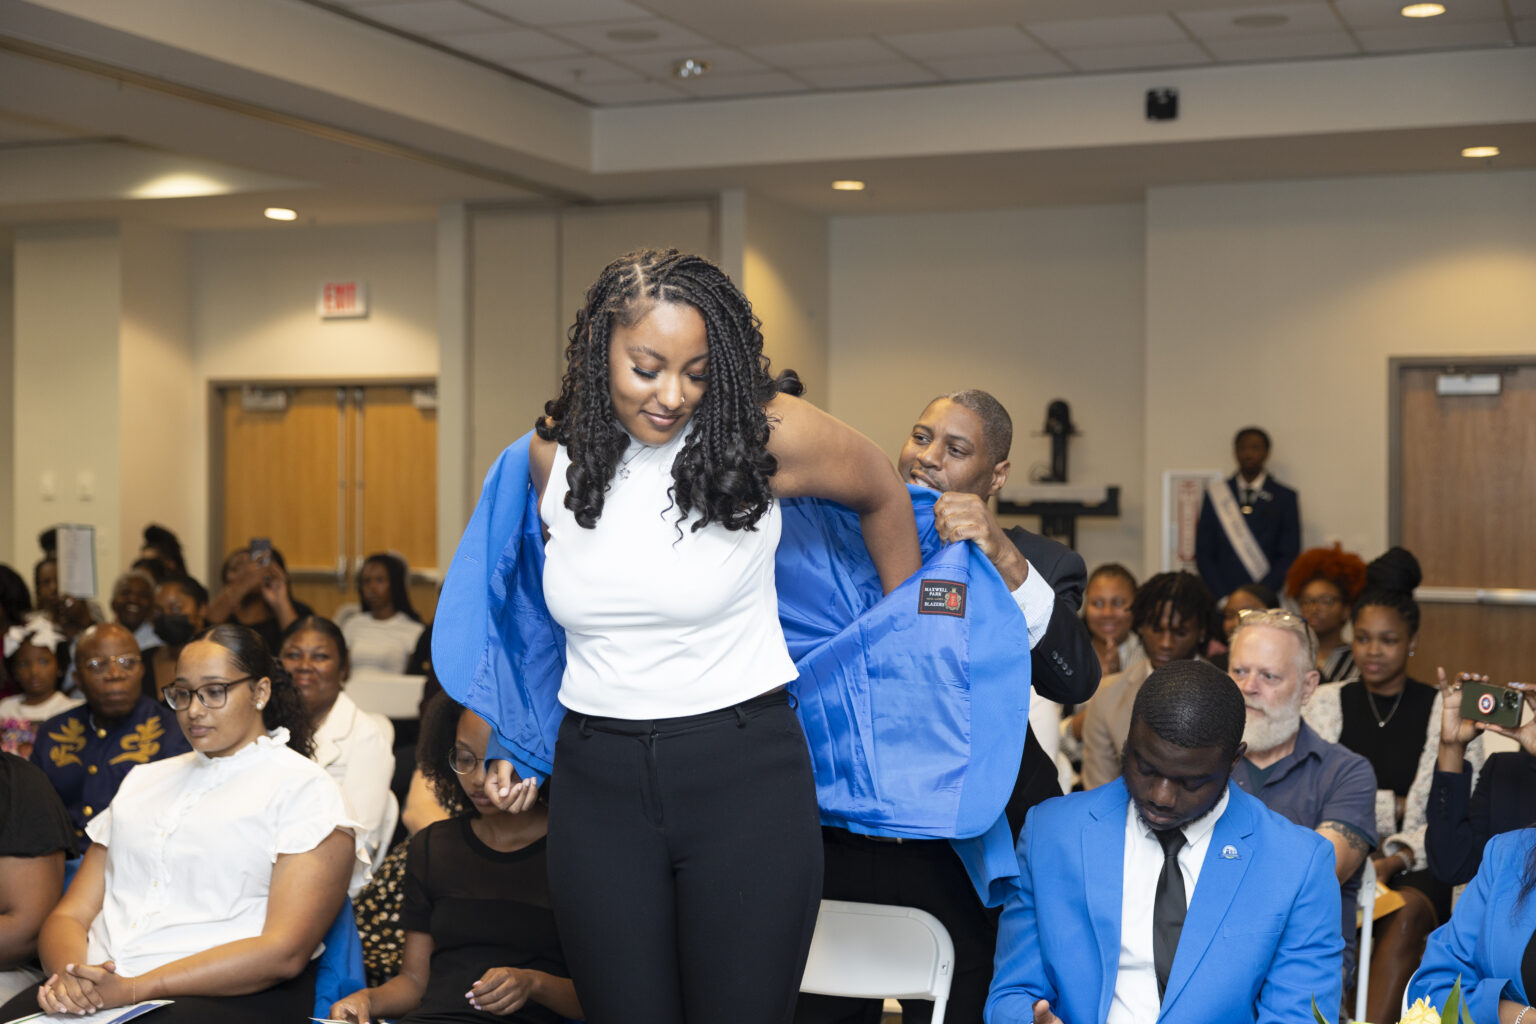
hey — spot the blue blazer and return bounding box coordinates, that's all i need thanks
[986,779,1344,1024]
[1410,828,1536,1023]
[433,433,1036,904]
[1195,475,1301,596]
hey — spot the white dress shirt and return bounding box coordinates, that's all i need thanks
[83,728,367,977]
[1108,787,1231,1024]
[0,691,82,722]
[314,691,396,882]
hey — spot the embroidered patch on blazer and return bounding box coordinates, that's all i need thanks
[918,579,967,617]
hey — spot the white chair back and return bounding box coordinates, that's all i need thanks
[1353,857,1377,1023]
[800,900,955,1024]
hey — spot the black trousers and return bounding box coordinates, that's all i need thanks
[0,959,316,1024]
[547,689,824,1024]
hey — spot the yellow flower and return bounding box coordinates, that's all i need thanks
[1398,997,1441,1024]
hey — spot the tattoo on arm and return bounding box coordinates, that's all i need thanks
[1318,821,1370,853]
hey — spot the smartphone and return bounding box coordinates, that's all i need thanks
[249,537,273,566]
[1461,680,1525,730]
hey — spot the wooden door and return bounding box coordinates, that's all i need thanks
[215,383,438,622]
[1396,362,1536,686]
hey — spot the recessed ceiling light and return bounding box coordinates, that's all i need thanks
[1400,3,1446,17]
[1232,13,1290,28]
[671,58,710,79]
[606,27,660,43]
[264,207,298,221]
[831,180,866,192]
[1460,146,1500,158]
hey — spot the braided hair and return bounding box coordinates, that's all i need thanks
[537,249,797,533]
[1131,571,1215,644]
[1352,546,1423,636]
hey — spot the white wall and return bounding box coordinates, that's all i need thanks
[1143,169,1536,574]
[829,204,1148,575]
[744,195,829,401]
[12,223,124,587]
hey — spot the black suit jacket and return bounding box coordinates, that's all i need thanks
[1426,751,1536,885]
[1003,526,1102,835]
[1195,474,1301,596]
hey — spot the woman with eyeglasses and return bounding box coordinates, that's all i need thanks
[329,694,578,1024]
[0,624,368,1024]
[1285,544,1368,682]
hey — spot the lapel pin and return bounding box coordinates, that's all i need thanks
[1221,845,1239,860]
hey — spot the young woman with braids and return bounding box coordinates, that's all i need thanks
[469,250,920,1024]
[0,624,368,1023]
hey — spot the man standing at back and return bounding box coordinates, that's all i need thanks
[799,390,1101,1024]
[987,660,1343,1024]
[1196,427,1300,598]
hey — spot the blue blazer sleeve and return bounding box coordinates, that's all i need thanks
[1255,838,1344,1024]
[984,805,1057,1024]
[1410,828,1536,1022]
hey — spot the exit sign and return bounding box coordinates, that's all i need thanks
[318,280,369,319]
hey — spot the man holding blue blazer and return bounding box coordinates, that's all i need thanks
[986,660,1343,1024]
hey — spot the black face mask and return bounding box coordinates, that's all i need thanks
[153,613,198,647]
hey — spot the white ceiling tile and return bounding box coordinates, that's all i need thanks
[670,71,812,99]
[438,27,579,61]
[1061,40,1213,70]
[611,47,769,79]
[358,1,510,35]
[566,80,688,105]
[545,18,718,53]
[1205,30,1361,60]
[472,0,651,26]
[1027,14,1190,49]
[879,26,1040,60]
[794,62,942,89]
[507,53,644,87]
[1176,4,1345,39]
[1332,0,1507,29]
[926,51,1074,80]
[1355,19,1513,50]
[744,37,900,69]
[1516,18,1536,43]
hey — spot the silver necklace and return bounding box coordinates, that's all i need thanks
[616,444,644,480]
[1364,686,1405,729]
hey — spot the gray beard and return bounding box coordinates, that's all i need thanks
[1243,700,1302,756]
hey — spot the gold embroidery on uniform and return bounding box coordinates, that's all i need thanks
[109,718,164,765]
[48,717,87,768]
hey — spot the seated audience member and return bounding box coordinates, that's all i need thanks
[0,751,76,1003]
[281,616,395,872]
[1207,583,1279,670]
[1079,572,1213,789]
[0,564,31,695]
[143,576,210,700]
[988,660,1343,1024]
[29,623,191,851]
[0,624,367,1024]
[330,695,578,1024]
[1426,672,1536,885]
[1,622,81,757]
[1286,545,1368,682]
[1226,610,1380,1009]
[33,556,95,645]
[110,570,160,654]
[1084,563,1140,679]
[1194,426,1301,598]
[344,553,427,675]
[1407,828,1536,1024]
[139,524,188,578]
[208,544,313,654]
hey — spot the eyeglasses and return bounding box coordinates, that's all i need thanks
[163,677,254,710]
[82,654,143,674]
[1235,609,1319,659]
[1298,595,1342,609]
[447,747,484,776]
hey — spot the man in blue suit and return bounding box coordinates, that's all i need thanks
[987,660,1343,1024]
[1195,427,1301,598]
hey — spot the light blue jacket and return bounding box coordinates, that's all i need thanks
[433,433,1033,903]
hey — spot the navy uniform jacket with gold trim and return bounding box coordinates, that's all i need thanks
[30,695,191,852]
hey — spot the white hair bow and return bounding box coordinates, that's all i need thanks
[4,619,67,659]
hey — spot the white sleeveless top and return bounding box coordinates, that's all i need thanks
[540,426,798,719]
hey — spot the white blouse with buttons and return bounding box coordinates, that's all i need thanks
[83,728,368,978]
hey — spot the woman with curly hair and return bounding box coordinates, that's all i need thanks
[1285,543,1368,682]
[466,249,921,1024]
[329,694,577,1024]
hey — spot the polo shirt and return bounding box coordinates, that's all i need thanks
[29,695,192,852]
[1233,720,1377,974]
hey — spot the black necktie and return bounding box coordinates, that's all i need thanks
[1153,828,1187,1001]
[1241,486,1255,507]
